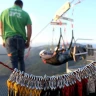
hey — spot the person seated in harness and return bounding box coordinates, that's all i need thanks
[39,28,88,65]
[39,45,86,65]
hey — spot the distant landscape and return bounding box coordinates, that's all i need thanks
[0,44,95,76]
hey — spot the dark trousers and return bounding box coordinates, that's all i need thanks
[5,35,25,71]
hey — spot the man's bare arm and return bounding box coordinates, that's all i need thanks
[27,24,32,42]
[26,24,32,48]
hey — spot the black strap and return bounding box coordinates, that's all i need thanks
[68,30,75,50]
[56,28,63,53]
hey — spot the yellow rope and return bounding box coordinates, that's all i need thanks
[21,86,26,96]
[17,84,23,96]
[29,89,42,96]
[14,83,19,96]
[25,87,30,96]
[7,79,15,96]
[19,86,24,96]
[7,83,43,96]
[7,80,12,96]
[30,89,36,96]
[35,89,42,96]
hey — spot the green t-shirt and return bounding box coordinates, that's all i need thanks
[0,5,32,41]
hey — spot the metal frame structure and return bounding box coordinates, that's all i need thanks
[51,0,96,73]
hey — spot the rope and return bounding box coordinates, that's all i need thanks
[32,20,52,41]
[70,0,75,4]
[0,61,13,71]
[24,47,31,60]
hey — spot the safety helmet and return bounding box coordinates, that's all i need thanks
[39,50,46,56]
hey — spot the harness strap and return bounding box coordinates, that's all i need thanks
[56,28,63,53]
[68,30,75,50]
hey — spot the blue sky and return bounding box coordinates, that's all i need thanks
[0,0,96,46]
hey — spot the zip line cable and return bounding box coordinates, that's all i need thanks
[31,20,53,41]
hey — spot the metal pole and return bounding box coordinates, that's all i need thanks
[66,62,68,73]
[75,38,93,43]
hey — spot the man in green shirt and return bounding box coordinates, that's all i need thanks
[0,0,32,71]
